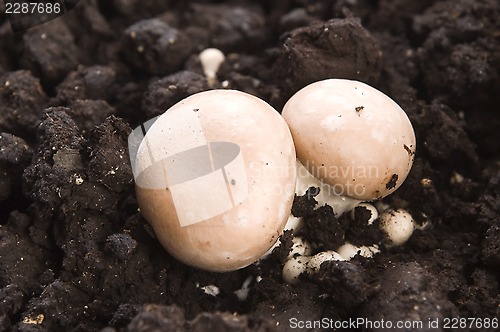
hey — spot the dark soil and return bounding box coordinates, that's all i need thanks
[0,0,499,331]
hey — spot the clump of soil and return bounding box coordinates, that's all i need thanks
[0,1,499,331]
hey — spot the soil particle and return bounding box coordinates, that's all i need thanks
[292,188,347,250]
[342,205,384,246]
[271,229,294,263]
[216,53,281,105]
[385,174,398,190]
[105,233,138,261]
[55,65,118,105]
[0,133,32,203]
[142,70,208,119]
[0,71,48,139]
[22,109,86,206]
[249,278,328,332]
[0,219,51,294]
[291,187,320,218]
[20,20,80,88]
[189,311,251,332]
[278,8,321,34]
[106,304,262,332]
[17,108,168,330]
[0,168,10,202]
[62,99,116,135]
[482,214,500,267]
[185,4,270,53]
[413,0,500,107]
[0,284,25,330]
[311,260,373,311]
[416,103,478,167]
[272,17,382,99]
[360,262,457,332]
[86,116,133,193]
[99,0,175,24]
[367,0,434,35]
[16,280,93,331]
[300,205,345,250]
[121,18,193,76]
[119,304,185,331]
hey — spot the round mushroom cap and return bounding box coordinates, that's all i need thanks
[282,79,416,200]
[132,90,296,271]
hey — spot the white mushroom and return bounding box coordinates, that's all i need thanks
[282,79,416,201]
[199,48,225,87]
[129,90,296,272]
[379,208,415,247]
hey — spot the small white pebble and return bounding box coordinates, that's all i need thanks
[307,250,345,274]
[379,209,415,246]
[282,256,310,284]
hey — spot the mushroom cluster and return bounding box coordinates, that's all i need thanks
[129,73,417,275]
[280,79,416,283]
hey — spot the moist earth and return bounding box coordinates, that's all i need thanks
[0,0,499,331]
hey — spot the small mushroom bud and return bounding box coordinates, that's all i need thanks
[129,90,296,272]
[282,79,416,201]
[307,250,345,274]
[282,255,310,285]
[379,208,415,246]
[199,48,225,87]
[287,236,313,260]
[337,242,380,260]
